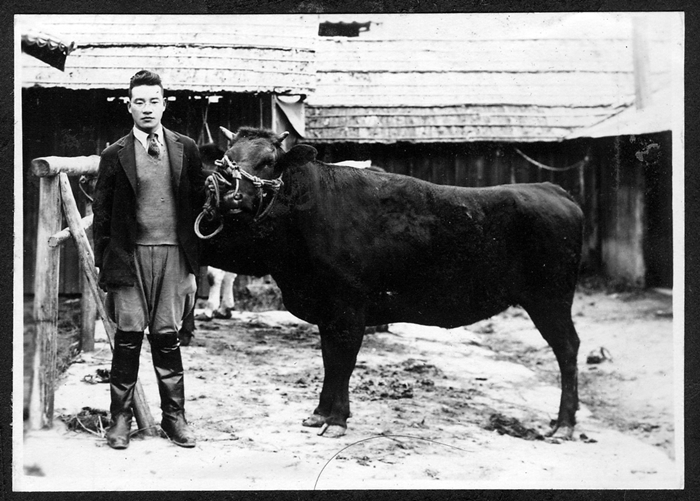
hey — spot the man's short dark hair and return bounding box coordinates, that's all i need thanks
[129,70,164,98]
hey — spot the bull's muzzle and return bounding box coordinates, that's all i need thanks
[222,191,244,215]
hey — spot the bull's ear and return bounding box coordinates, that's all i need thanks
[276,144,317,171]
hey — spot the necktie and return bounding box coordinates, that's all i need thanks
[147,133,160,158]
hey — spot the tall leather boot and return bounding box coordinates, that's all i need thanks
[148,334,196,448]
[106,330,144,449]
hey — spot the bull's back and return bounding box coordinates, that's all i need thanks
[361,181,583,327]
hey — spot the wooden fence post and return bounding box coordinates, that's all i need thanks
[29,176,62,430]
[58,173,158,436]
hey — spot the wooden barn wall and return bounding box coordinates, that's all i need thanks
[22,88,272,296]
[595,132,673,288]
[641,132,673,288]
[313,140,600,272]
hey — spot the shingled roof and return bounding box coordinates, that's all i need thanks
[18,14,318,95]
[19,13,679,143]
[305,13,678,143]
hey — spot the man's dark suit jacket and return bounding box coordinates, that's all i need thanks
[93,127,206,289]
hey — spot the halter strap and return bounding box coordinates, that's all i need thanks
[216,155,284,193]
[194,155,284,239]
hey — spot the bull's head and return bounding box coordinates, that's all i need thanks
[211,126,316,221]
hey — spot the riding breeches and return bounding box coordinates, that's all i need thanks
[105,245,196,335]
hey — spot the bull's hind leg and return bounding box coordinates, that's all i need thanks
[522,301,580,439]
[302,313,365,438]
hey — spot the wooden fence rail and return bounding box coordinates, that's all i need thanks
[48,214,93,248]
[31,155,101,178]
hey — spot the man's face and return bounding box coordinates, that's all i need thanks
[128,85,166,133]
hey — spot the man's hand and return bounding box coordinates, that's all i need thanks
[205,176,216,193]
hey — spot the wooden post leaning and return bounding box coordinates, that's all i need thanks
[80,176,97,352]
[50,195,98,351]
[58,172,157,437]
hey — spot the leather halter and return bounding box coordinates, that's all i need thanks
[195,155,284,239]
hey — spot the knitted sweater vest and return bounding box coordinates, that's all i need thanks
[134,139,178,245]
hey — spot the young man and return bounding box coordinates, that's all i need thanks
[93,70,206,449]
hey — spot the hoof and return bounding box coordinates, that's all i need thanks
[194,311,213,321]
[302,414,326,428]
[318,424,347,438]
[213,309,232,319]
[547,424,574,440]
[106,434,130,449]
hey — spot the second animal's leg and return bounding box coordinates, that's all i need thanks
[215,272,236,318]
[196,267,224,321]
[178,308,195,346]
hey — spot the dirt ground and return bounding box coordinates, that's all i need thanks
[16,284,681,491]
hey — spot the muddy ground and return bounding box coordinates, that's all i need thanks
[17,283,681,491]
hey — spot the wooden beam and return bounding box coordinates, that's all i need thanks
[58,173,158,437]
[30,176,62,430]
[48,214,93,248]
[31,156,100,178]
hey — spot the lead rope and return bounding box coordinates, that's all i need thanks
[194,169,237,239]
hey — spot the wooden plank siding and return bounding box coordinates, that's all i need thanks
[594,132,673,287]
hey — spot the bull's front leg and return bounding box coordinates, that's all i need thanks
[302,312,365,438]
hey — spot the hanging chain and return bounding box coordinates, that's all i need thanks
[514,147,591,172]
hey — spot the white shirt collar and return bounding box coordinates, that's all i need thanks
[133,126,164,150]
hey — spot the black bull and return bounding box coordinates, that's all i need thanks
[197,127,584,439]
